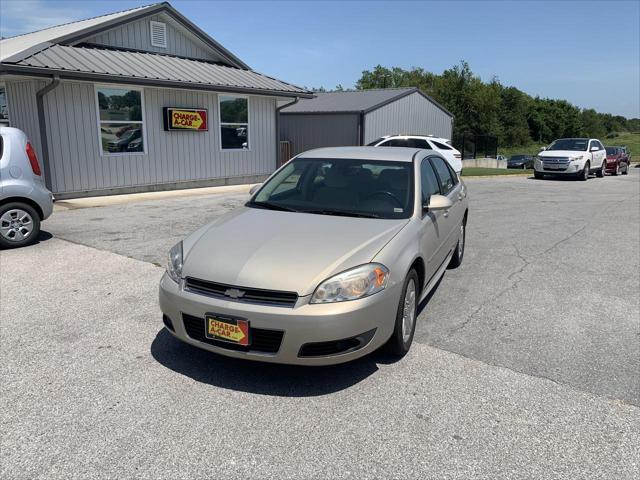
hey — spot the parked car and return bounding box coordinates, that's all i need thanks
[107,128,141,152]
[604,146,630,175]
[0,127,54,248]
[368,135,463,173]
[534,138,607,181]
[496,155,508,162]
[126,136,144,152]
[159,146,469,365]
[507,154,534,169]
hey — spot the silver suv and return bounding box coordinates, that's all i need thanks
[0,127,54,248]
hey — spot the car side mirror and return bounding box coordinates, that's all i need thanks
[538,147,546,152]
[249,184,262,195]
[590,146,599,152]
[424,194,453,212]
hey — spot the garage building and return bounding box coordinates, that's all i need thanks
[279,88,453,157]
[0,2,311,198]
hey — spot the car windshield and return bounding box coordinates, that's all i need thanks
[248,158,414,219]
[509,155,526,160]
[547,139,589,151]
[605,147,617,155]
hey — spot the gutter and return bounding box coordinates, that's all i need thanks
[35,75,60,190]
[275,97,299,167]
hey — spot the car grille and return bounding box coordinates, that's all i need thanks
[542,156,570,171]
[184,277,298,308]
[182,313,284,353]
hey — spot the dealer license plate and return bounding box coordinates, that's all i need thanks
[205,315,249,345]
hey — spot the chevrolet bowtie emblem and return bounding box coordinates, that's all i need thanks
[224,288,245,299]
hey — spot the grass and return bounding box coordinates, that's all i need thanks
[462,167,533,176]
[602,132,639,159]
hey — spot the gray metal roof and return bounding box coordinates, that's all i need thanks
[0,44,312,98]
[0,4,158,62]
[0,2,250,69]
[279,87,452,117]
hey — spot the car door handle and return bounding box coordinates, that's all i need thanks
[443,210,449,218]
[458,194,464,201]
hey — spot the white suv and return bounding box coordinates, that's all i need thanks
[368,135,462,173]
[534,138,607,181]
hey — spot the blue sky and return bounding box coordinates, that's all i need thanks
[2,0,639,117]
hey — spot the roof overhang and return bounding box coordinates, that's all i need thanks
[0,64,314,99]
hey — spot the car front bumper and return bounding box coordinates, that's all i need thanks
[159,273,402,365]
[534,159,584,176]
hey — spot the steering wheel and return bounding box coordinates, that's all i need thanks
[363,191,403,208]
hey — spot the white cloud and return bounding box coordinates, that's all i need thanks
[0,0,89,37]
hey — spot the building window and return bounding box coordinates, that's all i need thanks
[219,95,249,150]
[96,86,145,155]
[150,21,167,48]
[0,86,9,126]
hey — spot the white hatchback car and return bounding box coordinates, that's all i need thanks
[368,135,462,173]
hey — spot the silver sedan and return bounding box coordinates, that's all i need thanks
[159,147,468,365]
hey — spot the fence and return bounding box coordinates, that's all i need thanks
[453,134,498,159]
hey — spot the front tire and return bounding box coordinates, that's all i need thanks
[0,202,41,249]
[448,218,466,269]
[622,163,629,175]
[612,163,619,176]
[579,162,590,181]
[386,269,419,357]
[534,171,544,179]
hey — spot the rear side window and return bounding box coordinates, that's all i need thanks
[380,139,409,147]
[406,138,430,149]
[432,140,453,150]
[420,158,440,204]
[0,135,3,160]
[430,156,456,195]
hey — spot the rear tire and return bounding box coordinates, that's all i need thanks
[386,269,419,357]
[579,162,590,181]
[534,171,544,179]
[596,161,605,178]
[0,202,41,249]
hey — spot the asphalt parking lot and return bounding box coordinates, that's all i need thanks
[2,170,639,479]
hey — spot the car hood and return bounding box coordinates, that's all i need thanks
[539,150,587,158]
[182,207,409,296]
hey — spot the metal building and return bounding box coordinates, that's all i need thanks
[279,88,453,157]
[0,2,311,198]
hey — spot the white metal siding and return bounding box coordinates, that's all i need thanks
[83,13,222,61]
[4,79,45,163]
[9,79,276,194]
[364,92,453,143]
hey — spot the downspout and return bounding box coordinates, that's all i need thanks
[35,75,60,190]
[275,97,299,167]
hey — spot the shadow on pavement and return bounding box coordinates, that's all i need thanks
[151,328,400,397]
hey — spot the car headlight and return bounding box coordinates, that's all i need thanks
[167,241,183,283]
[569,155,584,161]
[310,263,389,304]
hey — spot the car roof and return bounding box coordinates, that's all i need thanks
[297,146,431,162]
[380,134,451,142]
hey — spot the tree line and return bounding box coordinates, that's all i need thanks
[348,62,639,147]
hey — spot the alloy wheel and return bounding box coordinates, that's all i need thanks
[0,209,34,242]
[401,279,416,343]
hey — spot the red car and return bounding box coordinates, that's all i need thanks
[604,146,630,175]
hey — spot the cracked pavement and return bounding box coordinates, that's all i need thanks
[2,170,638,478]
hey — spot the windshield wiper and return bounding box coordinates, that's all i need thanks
[304,209,379,219]
[246,201,299,212]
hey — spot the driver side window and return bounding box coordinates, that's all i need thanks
[421,158,440,204]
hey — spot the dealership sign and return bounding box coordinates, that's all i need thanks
[163,107,208,131]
